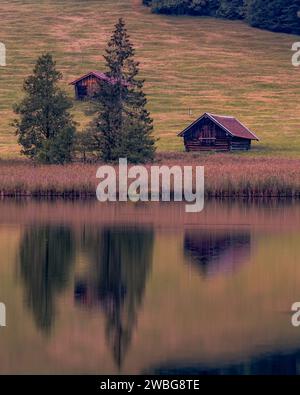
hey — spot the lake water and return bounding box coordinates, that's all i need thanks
[0,199,300,375]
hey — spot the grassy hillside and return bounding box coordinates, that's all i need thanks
[0,0,299,158]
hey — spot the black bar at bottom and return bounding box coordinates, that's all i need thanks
[0,375,299,393]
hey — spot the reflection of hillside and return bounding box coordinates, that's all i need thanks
[145,349,300,375]
[184,231,251,277]
[19,226,74,333]
[75,227,154,369]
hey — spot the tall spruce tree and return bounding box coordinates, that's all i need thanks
[14,53,76,164]
[89,18,156,163]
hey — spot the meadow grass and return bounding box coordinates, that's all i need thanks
[0,0,299,159]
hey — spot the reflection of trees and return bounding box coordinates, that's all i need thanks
[19,226,74,333]
[75,227,154,368]
[184,231,251,277]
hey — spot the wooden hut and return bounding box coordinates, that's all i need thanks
[178,112,259,152]
[70,71,112,100]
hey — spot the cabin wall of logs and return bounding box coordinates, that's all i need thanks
[183,118,251,152]
[74,75,100,100]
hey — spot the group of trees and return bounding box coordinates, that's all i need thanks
[143,0,300,35]
[14,19,156,164]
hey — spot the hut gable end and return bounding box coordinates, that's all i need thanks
[185,117,227,140]
[178,113,259,152]
[70,71,106,100]
[70,71,129,100]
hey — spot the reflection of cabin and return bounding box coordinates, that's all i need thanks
[70,71,111,100]
[178,112,259,152]
[184,231,251,277]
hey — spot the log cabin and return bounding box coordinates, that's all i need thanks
[70,71,126,100]
[178,112,259,152]
[70,71,108,100]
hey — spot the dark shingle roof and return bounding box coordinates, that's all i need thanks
[178,112,259,141]
[70,71,108,85]
[69,71,127,86]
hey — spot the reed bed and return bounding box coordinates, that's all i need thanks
[0,154,300,198]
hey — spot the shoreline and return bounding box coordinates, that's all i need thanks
[0,193,299,199]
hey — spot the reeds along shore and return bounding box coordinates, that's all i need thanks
[0,154,300,198]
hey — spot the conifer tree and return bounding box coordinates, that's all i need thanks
[216,0,245,19]
[246,0,300,35]
[144,0,300,34]
[14,53,76,164]
[89,19,156,163]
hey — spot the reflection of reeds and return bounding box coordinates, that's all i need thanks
[0,154,300,197]
[0,200,299,232]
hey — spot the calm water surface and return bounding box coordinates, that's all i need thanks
[0,200,300,374]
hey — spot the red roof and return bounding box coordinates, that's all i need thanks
[69,71,127,86]
[178,112,259,141]
[69,71,108,85]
